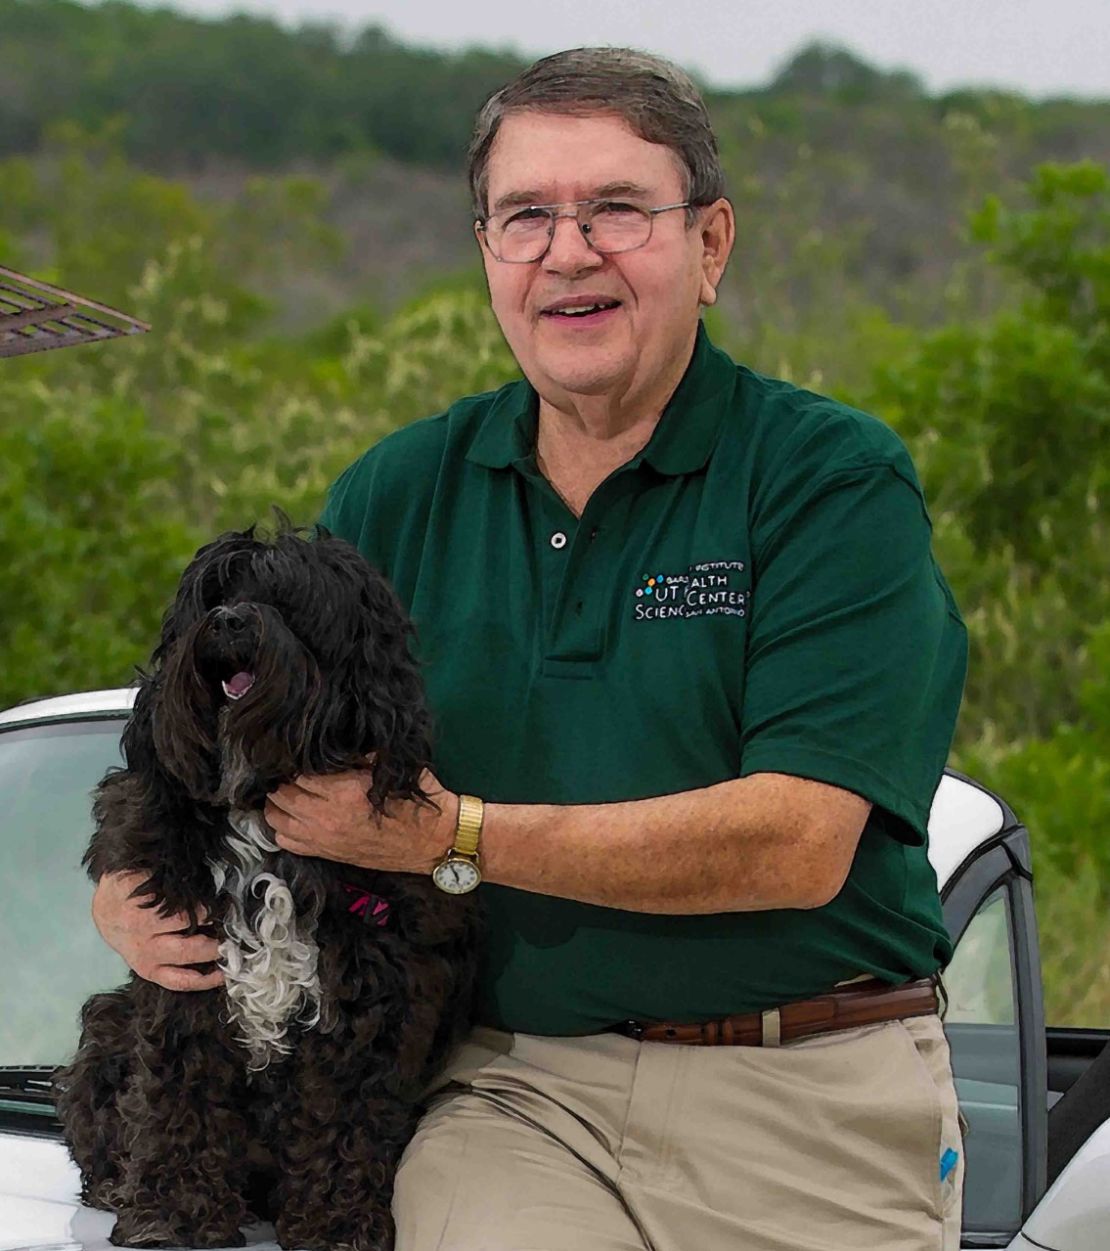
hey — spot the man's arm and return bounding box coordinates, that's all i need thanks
[265,769,872,914]
[475,772,870,913]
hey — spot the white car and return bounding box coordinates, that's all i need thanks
[1,689,1108,1251]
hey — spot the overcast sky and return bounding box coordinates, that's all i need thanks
[132,0,1110,98]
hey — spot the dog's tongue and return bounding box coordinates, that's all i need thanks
[222,671,255,700]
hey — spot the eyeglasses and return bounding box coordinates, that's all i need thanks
[478,198,692,263]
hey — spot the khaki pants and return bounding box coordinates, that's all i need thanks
[392,1014,964,1251]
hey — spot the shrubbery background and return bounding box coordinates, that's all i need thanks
[1,1,1107,1022]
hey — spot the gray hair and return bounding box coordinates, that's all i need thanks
[467,47,726,222]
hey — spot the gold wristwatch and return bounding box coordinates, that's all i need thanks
[431,793,483,895]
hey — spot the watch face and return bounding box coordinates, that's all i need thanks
[433,858,481,894]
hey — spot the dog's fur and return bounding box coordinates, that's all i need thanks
[54,522,482,1251]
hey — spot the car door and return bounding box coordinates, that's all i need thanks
[938,773,1047,1248]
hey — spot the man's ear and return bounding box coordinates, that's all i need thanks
[697,198,736,307]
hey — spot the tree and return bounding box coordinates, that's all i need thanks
[770,42,923,104]
[861,164,1110,971]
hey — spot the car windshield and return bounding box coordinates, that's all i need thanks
[0,717,131,1068]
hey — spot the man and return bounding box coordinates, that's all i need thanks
[93,47,968,1250]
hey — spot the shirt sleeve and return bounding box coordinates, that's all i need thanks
[316,417,447,579]
[317,459,362,540]
[738,460,968,845]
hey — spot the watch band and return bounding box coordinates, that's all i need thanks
[453,793,484,858]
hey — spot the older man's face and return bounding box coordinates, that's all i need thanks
[477,110,725,406]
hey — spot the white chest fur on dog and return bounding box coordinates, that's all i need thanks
[209,810,326,1070]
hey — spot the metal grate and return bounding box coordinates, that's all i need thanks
[0,265,150,359]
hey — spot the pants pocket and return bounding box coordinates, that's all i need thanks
[895,1016,965,1224]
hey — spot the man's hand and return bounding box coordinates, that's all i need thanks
[266,766,456,875]
[91,870,223,991]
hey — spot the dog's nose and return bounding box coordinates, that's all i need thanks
[211,605,249,633]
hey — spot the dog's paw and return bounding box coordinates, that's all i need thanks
[275,1216,394,1251]
[109,1214,175,1249]
[277,1241,391,1251]
[110,1212,246,1249]
[81,1179,123,1212]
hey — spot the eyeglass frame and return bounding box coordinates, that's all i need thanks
[476,197,695,263]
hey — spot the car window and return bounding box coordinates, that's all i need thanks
[0,718,131,1066]
[944,885,1022,1234]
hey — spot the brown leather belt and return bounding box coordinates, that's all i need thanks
[608,977,939,1046]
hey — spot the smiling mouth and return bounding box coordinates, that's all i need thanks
[542,299,622,319]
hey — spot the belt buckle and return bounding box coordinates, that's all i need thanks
[619,1019,646,1040]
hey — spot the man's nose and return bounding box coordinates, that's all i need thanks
[542,213,604,273]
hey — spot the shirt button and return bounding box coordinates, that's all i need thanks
[589,527,599,540]
[550,532,567,550]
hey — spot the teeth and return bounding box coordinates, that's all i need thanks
[550,302,615,315]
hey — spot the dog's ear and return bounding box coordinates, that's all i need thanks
[84,671,196,879]
[118,671,163,779]
[136,536,252,797]
[352,600,433,814]
[304,537,433,812]
[152,628,222,797]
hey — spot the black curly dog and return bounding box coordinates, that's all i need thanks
[54,521,482,1250]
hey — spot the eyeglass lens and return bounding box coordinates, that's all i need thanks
[493,202,652,261]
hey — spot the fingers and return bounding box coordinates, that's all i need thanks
[126,934,226,992]
[292,767,374,799]
[132,936,224,991]
[92,869,224,992]
[155,931,222,966]
[265,787,298,816]
[150,965,225,992]
[277,777,328,802]
[263,796,287,832]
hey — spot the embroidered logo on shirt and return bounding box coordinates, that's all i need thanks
[633,560,748,621]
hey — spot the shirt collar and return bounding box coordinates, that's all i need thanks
[465,320,735,477]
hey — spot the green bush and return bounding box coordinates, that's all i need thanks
[0,381,200,704]
[868,162,1109,755]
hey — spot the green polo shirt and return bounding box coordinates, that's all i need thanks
[318,321,967,1036]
